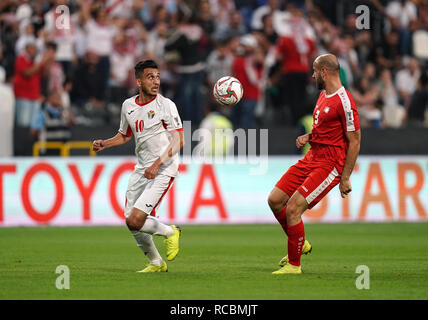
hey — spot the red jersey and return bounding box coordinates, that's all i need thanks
[13,54,41,100]
[308,86,360,169]
[232,56,262,101]
[276,36,316,74]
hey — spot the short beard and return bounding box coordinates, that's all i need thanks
[316,77,325,90]
[140,85,157,98]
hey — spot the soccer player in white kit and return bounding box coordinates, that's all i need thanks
[92,60,184,273]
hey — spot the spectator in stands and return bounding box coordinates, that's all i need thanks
[352,76,381,128]
[105,0,134,19]
[109,29,134,108]
[251,0,281,31]
[275,4,317,125]
[354,30,375,69]
[210,0,235,28]
[164,10,205,126]
[146,22,168,61]
[80,2,118,111]
[342,33,359,84]
[31,89,73,154]
[215,10,247,40]
[261,12,278,45]
[378,68,405,128]
[342,13,358,37]
[198,0,215,37]
[232,35,264,128]
[43,41,64,98]
[70,50,104,115]
[406,71,428,127]
[43,0,78,79]
[395,57,421,106]
[362,62,377,84]
[15,18,42,55]
[206,37,233,88]
[13,39,55,127]
[417,0,428,29]
[385,0,418,56]
[0,67,14,157]
[375,30,402,70]
[196,0,215,60]
[0,45,6,83]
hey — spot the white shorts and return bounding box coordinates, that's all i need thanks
[124,171,175,218]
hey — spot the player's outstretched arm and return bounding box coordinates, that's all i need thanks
[339,129,361,198]
[144,130,185,179]
[92,132,132,153]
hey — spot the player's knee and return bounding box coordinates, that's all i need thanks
[126,215,142,231]
[125,217,138,230]
[267,196,281,212]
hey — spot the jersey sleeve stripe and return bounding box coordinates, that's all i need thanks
[338,88,355,131]
[118,126,132,137]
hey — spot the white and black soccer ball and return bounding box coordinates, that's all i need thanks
[213,76,243,106]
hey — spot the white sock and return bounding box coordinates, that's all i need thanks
[140,216,174,238]
[131,230,163,266]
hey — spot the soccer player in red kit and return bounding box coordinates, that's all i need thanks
[268,54,361,274]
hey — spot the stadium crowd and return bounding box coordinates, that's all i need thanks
[0,0,428,153]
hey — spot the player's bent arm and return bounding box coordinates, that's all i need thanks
[341,129,361,180]
[158,130,185,166]
[92,132,132,152]
[144,130,184,179]
[339,129,361,198]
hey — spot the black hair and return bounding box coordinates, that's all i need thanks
[46,41,57,51]
[134,60,158,79]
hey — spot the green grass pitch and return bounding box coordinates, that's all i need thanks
[1,223,427,300]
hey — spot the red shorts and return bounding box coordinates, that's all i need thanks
[275,155,342,209]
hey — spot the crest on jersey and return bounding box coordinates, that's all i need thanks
[148,110,155,119]
[324,106,330,113]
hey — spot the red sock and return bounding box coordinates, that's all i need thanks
[273,207,288,235]
[287,220,305,266]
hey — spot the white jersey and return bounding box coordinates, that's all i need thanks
[118,94,183,177]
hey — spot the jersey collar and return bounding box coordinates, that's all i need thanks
[135,95,156,106]
[324,86,344,98]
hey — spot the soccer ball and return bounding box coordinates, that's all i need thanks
[213,76,243,106]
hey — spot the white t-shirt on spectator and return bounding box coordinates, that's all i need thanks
[386,0,417,29]
[0,82,14,157]
[251,5,283,31]
[85,19,117,56]
[147,30,166,59]
[395,68,420,96]
[44,10,77,61]
[105,0,134,18]
[111,50,134,86]
[206,50,233,84]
